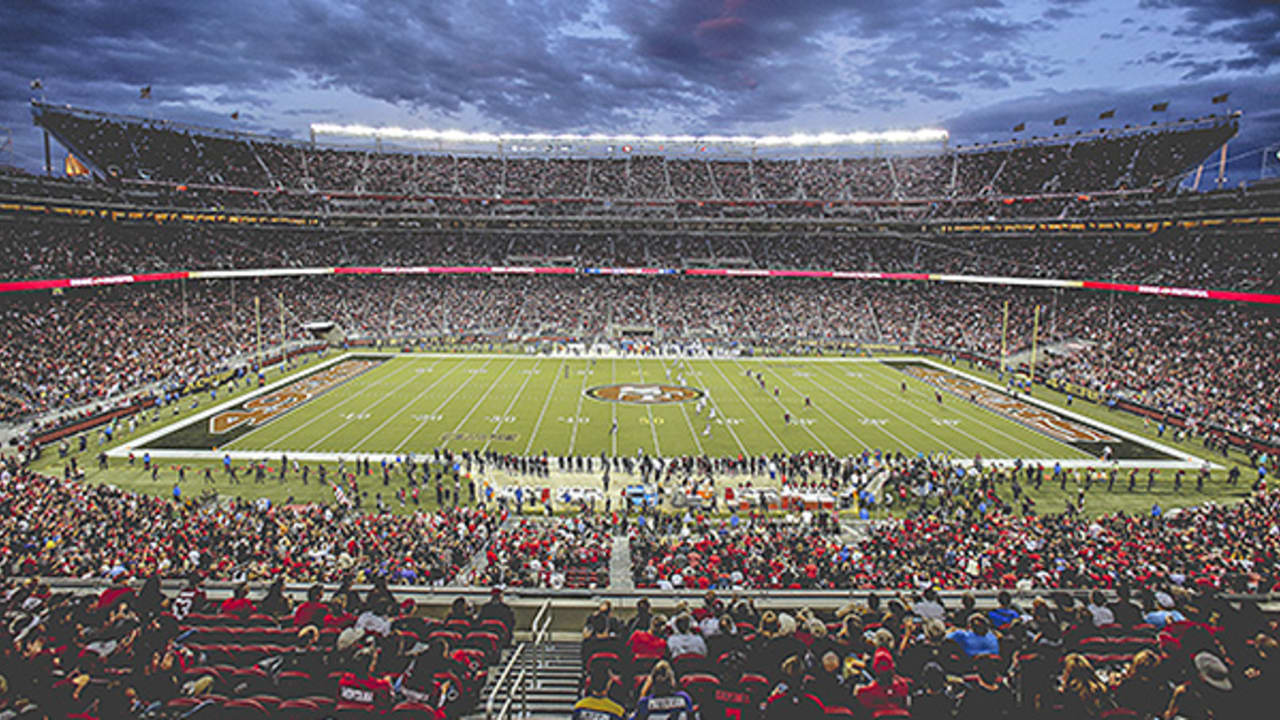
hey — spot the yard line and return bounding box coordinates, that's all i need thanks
[659,356,704,456]
[386,357,496,452]
[566,360,595,457]
[727,359,832,453]
[734,359,853,453]
[440,357,522,449]
[523,359,565,455]
[610,358,618,457]
[482,358,543,452]
[803,361,926,450]
[299,360,449,452]
[320,359,466,453]
[852,362,1021,457]
[705,356,790,454]
[633,358,663,457]
[684,360,749,456]
[259,359,442,450]
[814,361,993,456]
[868,361,1076,458]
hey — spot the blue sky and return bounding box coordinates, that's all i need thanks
[2,0,1278,179]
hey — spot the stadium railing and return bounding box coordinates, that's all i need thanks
[486,597,554,720]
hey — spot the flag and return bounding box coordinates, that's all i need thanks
[230,111,239,120]
[332,482,351,506]
[1012,122,1025,132]
[1053,116,1067,126]
[139,85,152,99]
[1098,109,1116,119]
[1212,93,1229,104]
[29,78,42,90]
[64,154,89,177]
[1151,101,1168,112]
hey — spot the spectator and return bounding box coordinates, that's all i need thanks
[947,613,999,658]
[631,660,694,720]
[574,665,625,720]
[764,655,824,720]
[667,615,707,658]
[854,647,911,717]
[955,654,1014,720]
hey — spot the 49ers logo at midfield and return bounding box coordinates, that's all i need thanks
[586,383,703,405]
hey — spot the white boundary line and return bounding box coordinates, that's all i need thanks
[111,352,1218,470]
[108,353,352,456]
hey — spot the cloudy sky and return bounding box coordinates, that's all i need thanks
[2,0,1278,178]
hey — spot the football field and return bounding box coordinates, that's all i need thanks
[121,353,1197,468]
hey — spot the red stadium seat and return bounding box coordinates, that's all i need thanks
[680,673,721,708]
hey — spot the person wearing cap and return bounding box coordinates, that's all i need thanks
[854,647,911,716]
[478,586,515,644]
[1164,651,1240,719]
[1144,591,1186,628]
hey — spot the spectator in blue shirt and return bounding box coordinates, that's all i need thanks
[948,613,999,657]
[987,591,1020,630]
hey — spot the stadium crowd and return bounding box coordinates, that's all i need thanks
[34,106,1235,205]
[630,483,1280,593]
[0,568,519,719]
[1,269,1274,449]
[576,578,1279,719]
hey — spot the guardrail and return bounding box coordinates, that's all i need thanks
[30,576,1280,608]
[486,598,554,720]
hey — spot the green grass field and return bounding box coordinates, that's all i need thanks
[38,350,1252,518]
[133,354,1148,462]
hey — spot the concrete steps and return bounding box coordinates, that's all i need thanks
[474,640,582,718]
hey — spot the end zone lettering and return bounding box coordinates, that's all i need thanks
[209,360,380,434]
[905,366,1117,444]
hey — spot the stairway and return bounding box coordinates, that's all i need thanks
[475,640,582,718]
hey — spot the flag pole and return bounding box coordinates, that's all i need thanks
[255,296,262,367]
[278,293,285,359]
[1000,299,1010,375]
[1028,304,1041,392]
[1217,142,1229,188]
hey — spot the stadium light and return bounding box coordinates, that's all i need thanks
[309,124,949,146]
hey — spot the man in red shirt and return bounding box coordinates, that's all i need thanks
[854,648,910,716]
[293,584,329,627]
[219,582,256,617]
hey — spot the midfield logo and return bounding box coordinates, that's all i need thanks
[585,383,704,405]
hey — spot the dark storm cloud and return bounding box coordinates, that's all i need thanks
[0,0,1274,176]
[1138,0,1280,77]
[1,1,1063,132]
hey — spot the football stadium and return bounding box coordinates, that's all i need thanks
[2,2,1280,718]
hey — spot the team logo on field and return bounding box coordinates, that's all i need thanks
[585,384,703,405]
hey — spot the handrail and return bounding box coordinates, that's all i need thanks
[484,643,524,720]
[486,598,553,720]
